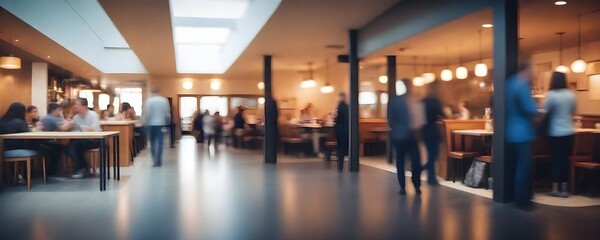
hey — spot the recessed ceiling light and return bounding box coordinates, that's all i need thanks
[174,27,230,44]
[47,56,51,59]
[482,23,493,28]
[554,1,567,6]
[14,39,19,42]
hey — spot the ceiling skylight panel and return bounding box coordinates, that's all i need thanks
[171,0,249,19]
[174,27,231,44]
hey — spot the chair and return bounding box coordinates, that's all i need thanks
[279,125,310,157]
[569,132,600,195]
[86,148,100,176]
[3,149,45,191]
[442,121,483,183]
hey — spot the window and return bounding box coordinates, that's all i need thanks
[229,96,258,110]
[200,96,228,116]
[78,90,95,108]
[116,88,143,115]
[112,97,120,114]
[179,96,198,132]
[98,94,110,110]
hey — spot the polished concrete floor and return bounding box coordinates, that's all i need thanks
[1,137,599,240]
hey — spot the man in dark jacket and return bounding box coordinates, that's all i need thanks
[334,93,349,171]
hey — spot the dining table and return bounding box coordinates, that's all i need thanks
[296,123,331,154]
[101,121,137,167]
[0,131,120,191]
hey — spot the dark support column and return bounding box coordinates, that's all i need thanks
[492,0,518,203]
[386,55,396,164]
[264,55,277,164]
[349,30,360,172]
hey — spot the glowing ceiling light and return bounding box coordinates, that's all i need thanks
[378,75,388,84]
[257,82,265,90]
[0,56,21,69]
[571,59,587,73]
[258,97,265,105]
[300,79,316,88]
[441,69,453,81]
[422,73,436,83]
[554,1,567,6]
[482,23,493,28]
[475,63,488,77]
[412,76,425,87]
[555,65,569,73]
[171,0,249,18]
[456,66,468,79]
[210,80,221,90]
[182,81,193,90]
[320,85,334,94]
[174,27,231,44]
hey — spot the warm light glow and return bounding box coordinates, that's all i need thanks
[320,85,334,94]
[182,81,193,90]
[378,75,388,84]
[210,80,221,90]
[380,93,389,104]
[0,56,22,69]
[359,92,377,104]
[479,81,486,89]
[475,63,488,77]
[300,79,316,88]
[422,73,436,84]
[412,76,425,87]
[395,80,407,96]
[571,59,587,73]
[555,65,570,73]
[554,1,567,6]
[258,97,265,105]
[456,66,468,79]
[257,82,264,90]
[441,69,453,81]
[482,23,493,28]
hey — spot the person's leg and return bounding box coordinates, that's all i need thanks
[336,136,347,171]
[548,136,562,195]
[408,138,422,192]
[149,126,159,165]
[156,126,164,166]
[394,139,408,191]
[423,132,440,184]
[558,136,572,196]
[67,140,83,172]
[514,142,533,207]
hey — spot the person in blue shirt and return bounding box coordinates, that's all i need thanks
[544,72,575,198]
[143,89,171,167]
[38,103,72,175]
[505,62,538,209]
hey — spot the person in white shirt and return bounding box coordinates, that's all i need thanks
[67,98,102,179]
[457,100,470,120]
[143,89,171,167]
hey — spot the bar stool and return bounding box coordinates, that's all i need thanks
[3,149,45,191]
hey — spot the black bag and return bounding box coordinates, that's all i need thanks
[464,161,488,188]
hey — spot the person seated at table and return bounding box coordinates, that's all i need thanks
[67,98,102,179]
[0,103,30,150]
[457,100,470,120]
[102,104,115,120]
[116,102,132,120]
[128,107,138,120]
[26,105,40,129]
[39,103,73,175]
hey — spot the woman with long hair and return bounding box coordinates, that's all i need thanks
[0,103,30,150]
[544,71,576,198]
[26,105,39,127]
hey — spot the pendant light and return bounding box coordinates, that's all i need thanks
[440,47,453,81]
[475,29,488,77]
[257,82,264,90]
[412,57,424,87]
[422,58,435,84]
[320,60,335,93]
[456,51,468,80]
[571,14,587,73]
[301,62,316,88]
[0,35,22,69]
[555,32,569,73]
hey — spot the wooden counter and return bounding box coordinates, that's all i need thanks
[101,121,137,167]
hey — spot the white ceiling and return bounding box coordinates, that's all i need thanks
[0,0,146,74]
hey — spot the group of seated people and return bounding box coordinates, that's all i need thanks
[0,98,104,180]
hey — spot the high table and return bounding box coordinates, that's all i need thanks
[0,131,120,191]
[101,121,137,167]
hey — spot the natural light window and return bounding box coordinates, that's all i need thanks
[359,92,377,105]
[174,27,230,44]
[200,96,228,116]
[79,90,95,108]
[116,88,143,115]
[98,94,110,110]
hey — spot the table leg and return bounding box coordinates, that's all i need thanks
[100,139,107,190]
[116,135,120,181]
[99,138,104,191]
[112,136,116,180]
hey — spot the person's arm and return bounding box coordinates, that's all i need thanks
[91,113,102,132]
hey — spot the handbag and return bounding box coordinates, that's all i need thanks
[464,161,488,188]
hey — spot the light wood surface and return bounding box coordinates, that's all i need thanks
[101,123,134,167]
[453,129,494,136]
[0,131,119,139]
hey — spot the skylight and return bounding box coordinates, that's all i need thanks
[171,0,249,19]
[169,0,282,74]
[174,27,231,44]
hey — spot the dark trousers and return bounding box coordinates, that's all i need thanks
[423,126,440,183]
[67,139,100,172]
[506,142,533,206]
[196,129,205,143]
[149,126,164,165]
[549,135,573,182]
[37,142,63,175]
[393,137,422,189]
[336,135,348,171]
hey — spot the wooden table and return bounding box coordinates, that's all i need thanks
[453,129,493,155]
[0,131,120,191]
[101,121,137,167]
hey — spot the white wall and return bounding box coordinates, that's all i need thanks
[31,62,48,115]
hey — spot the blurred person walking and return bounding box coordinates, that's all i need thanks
[544,72,575,198]
[388,79,424,195]
[144,89,171,167]
[422,82,445,185]
[334,93,349,171]
[505,62,538,209]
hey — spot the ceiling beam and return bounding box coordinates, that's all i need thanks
[358,0,492,57]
